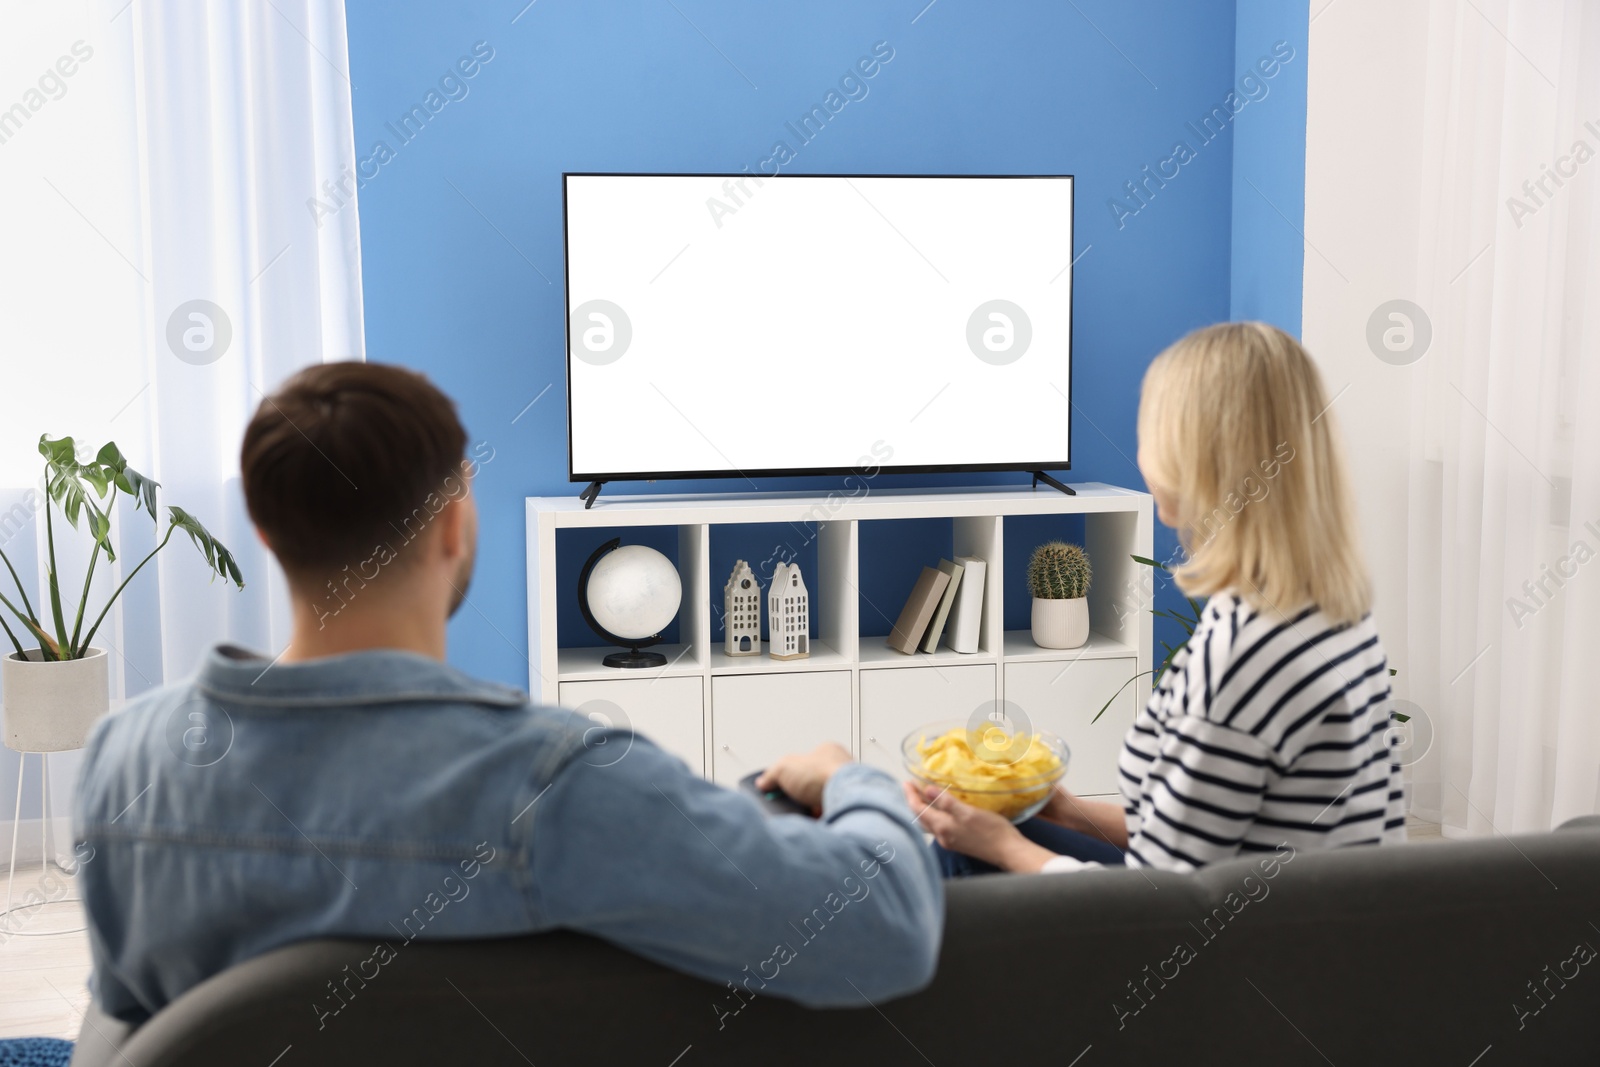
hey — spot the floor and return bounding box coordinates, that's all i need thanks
[0,865,93,1041]
[1404,812,1445,843]
[1,817,1452,1043]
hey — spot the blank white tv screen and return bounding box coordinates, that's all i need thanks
[564,174,1073,481]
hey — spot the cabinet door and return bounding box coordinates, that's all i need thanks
[559,677,704,776]
[859,664,997,779]
[710,672,852,786]
[1003,657,1140,797]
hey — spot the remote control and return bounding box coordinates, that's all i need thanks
[738,771,813,817]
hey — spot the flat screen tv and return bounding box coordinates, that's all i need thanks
[563,173,1073,485]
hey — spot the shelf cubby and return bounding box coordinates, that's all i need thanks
[528,485,1153,796]
[705,519,858,672]
[544,521,708,681]
[855,513,1002,663]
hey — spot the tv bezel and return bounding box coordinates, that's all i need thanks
[562,171,1075,484]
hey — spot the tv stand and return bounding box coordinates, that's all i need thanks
[578,480,606,509]
[526,485,1153,799]
[1029,470,1076,496]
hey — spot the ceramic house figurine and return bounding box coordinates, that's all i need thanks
[768,562,810,660]
[724,560,762,656]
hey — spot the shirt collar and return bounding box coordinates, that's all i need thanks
[195,644,529,709]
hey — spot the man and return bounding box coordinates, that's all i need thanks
[73,362,942,1023]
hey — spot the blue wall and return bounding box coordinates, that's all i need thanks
[346,0,1306,687]
[1230,0,1309,330]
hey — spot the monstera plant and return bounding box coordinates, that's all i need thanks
[0,436,243,751]
[0,435,245,660]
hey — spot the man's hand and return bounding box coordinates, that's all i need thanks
[756,743,854,811]
[902,783,1056,873]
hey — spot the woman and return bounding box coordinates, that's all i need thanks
[909,322,1405,875]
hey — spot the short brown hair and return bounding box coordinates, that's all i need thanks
[241,362,467,575]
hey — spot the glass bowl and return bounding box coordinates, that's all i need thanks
[902,719,1070,824]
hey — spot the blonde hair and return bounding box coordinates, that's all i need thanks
[1137,322,1370,625]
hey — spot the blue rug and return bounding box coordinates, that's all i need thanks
[0,1039,73,1067]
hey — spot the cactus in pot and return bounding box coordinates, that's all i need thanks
[1028,541,1091,601]
[1028,541,1091,649]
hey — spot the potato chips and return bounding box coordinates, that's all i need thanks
[908,725,1065,820]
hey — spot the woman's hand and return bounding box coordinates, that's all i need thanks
[1035,785,1081,829]
[902,783,1057,873]
[1033,785,1130,848]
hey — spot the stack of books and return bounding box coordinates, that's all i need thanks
[886,556,987,655]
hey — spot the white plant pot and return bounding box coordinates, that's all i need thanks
[1031,597,1089,650]
[3,647,110,752]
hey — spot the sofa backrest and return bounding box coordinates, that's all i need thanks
[72,819,1600,1066]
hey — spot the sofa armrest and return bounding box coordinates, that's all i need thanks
[68,1003,137,1067]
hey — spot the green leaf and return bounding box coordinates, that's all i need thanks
[1152,610,1195,634]
[126,467,158,517]
[17,613,59,660]
[1150,608,1198,636]
[1131,554,1170,573]
[40,475,71,655]
[94,441,125,469]
[0,612,23,658]
[81,465,111,497]
[167,506,246,589]
[47,471,89,528]
[38,435,78,466]
[0,547,40,630]
[1092,669,1155,723]
[98,442,159,517]
[42,437,119,534]
[85,505,116,563]
[71,465,245,654]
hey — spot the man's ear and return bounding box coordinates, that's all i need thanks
[436,496,467,562]
[254,526,273,550]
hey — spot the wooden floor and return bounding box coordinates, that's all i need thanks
[0,865,92,1041]
[1404,813,1446,843]
[0,819,1454,1043]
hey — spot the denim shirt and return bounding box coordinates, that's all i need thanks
[73,646,944,1022]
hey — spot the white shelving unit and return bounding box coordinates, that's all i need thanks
[527,484,1154,798]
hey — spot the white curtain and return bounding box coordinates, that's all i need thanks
[1307,0,1599,837]
[1403,0,1600,835]
[0,0,363,854]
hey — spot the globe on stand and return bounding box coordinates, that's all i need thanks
[578,538,683,668]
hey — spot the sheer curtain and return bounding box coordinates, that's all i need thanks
[0,0,363,855]
[1404,0,1600,834]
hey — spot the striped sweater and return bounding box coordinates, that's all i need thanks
[1117,592,1406,871]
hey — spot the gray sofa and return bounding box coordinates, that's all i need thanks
[71,817,1600,1066]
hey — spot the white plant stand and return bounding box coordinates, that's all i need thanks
[3,749,84,936]
[527,484,1154,799]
